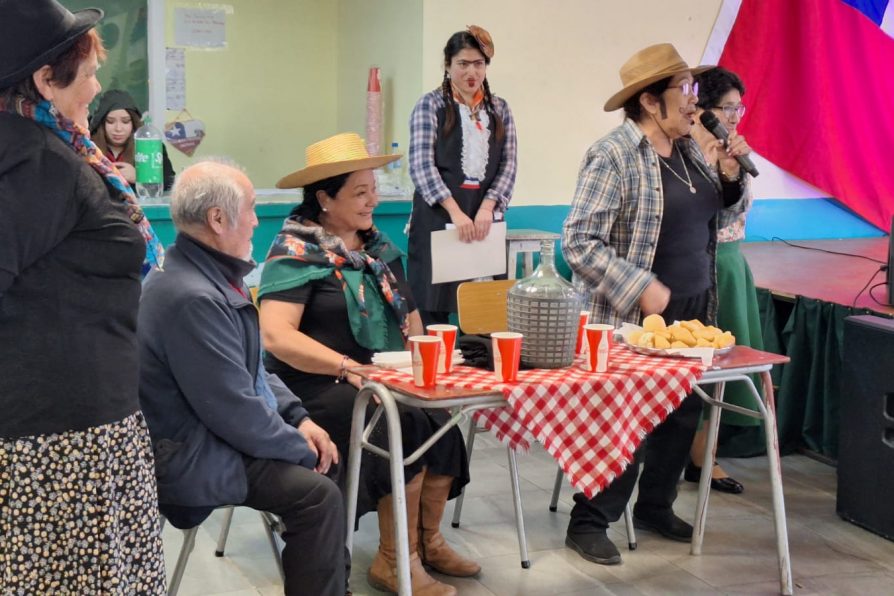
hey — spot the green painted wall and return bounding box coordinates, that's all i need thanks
[143,199,413,263]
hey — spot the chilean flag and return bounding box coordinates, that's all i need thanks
[704,0,894,231]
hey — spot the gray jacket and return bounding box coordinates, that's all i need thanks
[138,234,316,507]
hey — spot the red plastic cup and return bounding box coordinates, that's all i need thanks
[583,324,613,373]
[427,324,458,373]
[409,335,441,388]
[575,310,591,354]
[491,332,523,383]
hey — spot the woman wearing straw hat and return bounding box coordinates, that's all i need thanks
[408,25,518,327]
[259,133,478,595]
[0,1,165,592]
[561,43,749,566]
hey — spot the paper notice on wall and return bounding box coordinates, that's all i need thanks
[174,7,227,49]
[165,48,186,111]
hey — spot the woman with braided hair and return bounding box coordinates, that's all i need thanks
[408,25,518,326]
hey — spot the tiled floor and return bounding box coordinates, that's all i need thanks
[162,432,894,595]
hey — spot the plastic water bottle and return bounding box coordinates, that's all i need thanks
[134,116,163,202]
[389,141,401,173]
[382,141,409,197]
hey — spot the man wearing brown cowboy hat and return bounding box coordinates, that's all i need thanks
[562,43,748,565]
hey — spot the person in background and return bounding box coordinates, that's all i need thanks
[0,1,166,592]
[685,66,762,494]
[408,25,517,326]
[260,133,476,596]
[138,159,347,596]
[90,88,175,191]
[562,43,748,566]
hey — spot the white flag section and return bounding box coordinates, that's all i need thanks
[883,3,894,35]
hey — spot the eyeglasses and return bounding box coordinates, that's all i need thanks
[667,81,699,97]
[714,104,746,119]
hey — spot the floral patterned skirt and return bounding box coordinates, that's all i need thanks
[0,411,166,594]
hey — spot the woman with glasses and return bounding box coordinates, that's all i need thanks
[407,25,517,327]
[562,44,749,566]
[686,67,761,495]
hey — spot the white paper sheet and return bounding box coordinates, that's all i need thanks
[174,8,227,49]
[165,48,186,111]
[431,222,507,284]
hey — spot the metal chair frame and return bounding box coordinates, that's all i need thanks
[162,506,285,596]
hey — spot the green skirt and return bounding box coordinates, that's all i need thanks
[715,241,764,426]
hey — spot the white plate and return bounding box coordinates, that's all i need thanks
[615,322,733,358]
[372,350,464,369]
[618,340,732,358]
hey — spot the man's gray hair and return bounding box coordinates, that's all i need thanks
[170,158,248,231]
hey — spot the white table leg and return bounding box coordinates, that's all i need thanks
[345,386,370,556]
[523,252,534,278]
[759,372,793,595]
[691,381,724,555]
[346,383,412,596]
[507,247,519,280]
[507,448,531,568]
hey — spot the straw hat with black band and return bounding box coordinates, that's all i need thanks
[604,43,713,112]
[0,0,103,88]
[277,133,400,189]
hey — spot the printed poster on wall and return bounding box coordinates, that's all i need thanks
[174,7,227,48]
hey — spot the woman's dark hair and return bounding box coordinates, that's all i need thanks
[291,172,351,222]
[695,67,745,110]
[0,29,106,105]
[440,31,504,142]
[92,108,142,162]
[622,77,672,122]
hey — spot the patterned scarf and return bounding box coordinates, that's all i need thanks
[1,96,164,275]
[452,85,485,121]
[259,216,410,351]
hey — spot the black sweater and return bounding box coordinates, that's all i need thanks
[0,113,146,438]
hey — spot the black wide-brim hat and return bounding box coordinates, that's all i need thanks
[0,0,103,88]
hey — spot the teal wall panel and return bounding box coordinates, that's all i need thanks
[144,197,885,277]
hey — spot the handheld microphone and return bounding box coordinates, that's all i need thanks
[699,111,759,177]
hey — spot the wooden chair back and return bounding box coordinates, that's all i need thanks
[456,280,516,335]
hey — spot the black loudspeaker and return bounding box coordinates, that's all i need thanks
[837,315,894,541]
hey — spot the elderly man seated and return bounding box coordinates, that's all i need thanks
[138,160,346,595]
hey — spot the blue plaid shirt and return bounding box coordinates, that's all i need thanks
[408,89,518,213]
[562,119,747,328]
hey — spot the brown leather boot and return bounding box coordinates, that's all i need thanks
[418,473,482,577]
[367,471,457,595]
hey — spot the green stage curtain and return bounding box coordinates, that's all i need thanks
[754,290,892,459]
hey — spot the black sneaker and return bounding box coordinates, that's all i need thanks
[632,508,693,543]
[565,531,622,565]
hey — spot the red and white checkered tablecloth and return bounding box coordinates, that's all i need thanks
[367,347,705,498]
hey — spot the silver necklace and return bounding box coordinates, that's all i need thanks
[658,148,696,194]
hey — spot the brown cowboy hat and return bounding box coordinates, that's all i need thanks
[0,0,103,88]
[277,133,401,189]
[603,43,713,112]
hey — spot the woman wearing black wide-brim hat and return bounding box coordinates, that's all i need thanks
[0,1,166,592]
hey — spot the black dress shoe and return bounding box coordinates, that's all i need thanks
[632,509,693,543]
[684,462,745,494]
[565,531,621,565]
